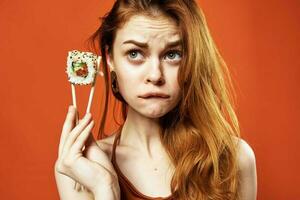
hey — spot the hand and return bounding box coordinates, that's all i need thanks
[55,105,119,195]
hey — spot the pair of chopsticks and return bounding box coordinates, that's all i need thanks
[70,56,102,192]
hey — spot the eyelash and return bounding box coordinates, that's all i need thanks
[126,49,182,62]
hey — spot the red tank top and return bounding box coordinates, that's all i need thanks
[111,130,175,200]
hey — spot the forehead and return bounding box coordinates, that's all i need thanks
[114,14,181,44]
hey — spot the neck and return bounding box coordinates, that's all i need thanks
[120,106,164,159]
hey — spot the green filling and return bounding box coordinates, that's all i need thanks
[72,62,85,72]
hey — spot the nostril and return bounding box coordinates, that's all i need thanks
[157,78,165,85]
[147,77,165,85]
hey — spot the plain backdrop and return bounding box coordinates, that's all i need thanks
[0,0,299,199]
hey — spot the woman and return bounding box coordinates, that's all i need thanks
[55,0,257,199]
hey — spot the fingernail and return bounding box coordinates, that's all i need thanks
[68,105,73,111]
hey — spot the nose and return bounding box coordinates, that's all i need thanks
[145,58,165,85]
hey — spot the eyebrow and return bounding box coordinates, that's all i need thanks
[122,40,182,49]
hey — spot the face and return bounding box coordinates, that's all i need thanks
[106,14,182,119]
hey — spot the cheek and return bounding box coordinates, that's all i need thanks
[169,69,181,94]
[114,69,139,99]
[171,80,181,100]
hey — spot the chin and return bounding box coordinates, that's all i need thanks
[144,113,166,119]
[142,107,172,119]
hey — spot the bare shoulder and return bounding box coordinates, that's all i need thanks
[233,137,256,170]
[96,132,118,160]
[232,137,257,200]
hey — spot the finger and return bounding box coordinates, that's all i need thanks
[70,120,95,154]
[82,132,96,158]
[85,126,97,148]
[61,113,92,154]
[62,113,92,154]
[62,106,77,133]
[59,106,77,156]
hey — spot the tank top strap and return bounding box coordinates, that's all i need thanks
[111,127,122,163]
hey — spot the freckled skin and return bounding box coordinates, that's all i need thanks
[109,15,182,119]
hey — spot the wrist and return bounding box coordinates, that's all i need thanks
[93,182,120,200]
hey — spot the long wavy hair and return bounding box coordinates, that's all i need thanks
[87,0,241,199]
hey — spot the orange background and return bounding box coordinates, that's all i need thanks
[0,0,299,199]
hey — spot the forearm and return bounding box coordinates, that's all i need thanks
[93,182,121,200]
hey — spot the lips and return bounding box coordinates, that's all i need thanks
[139,92,170,98]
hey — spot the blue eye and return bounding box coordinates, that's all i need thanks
[127,49,143,60]
[167,52,176,59]
[129,51,138,58]
[165,50,182,61]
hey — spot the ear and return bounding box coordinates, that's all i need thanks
[105,47,115,72]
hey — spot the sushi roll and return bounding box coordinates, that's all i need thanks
[66,50,100,85]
